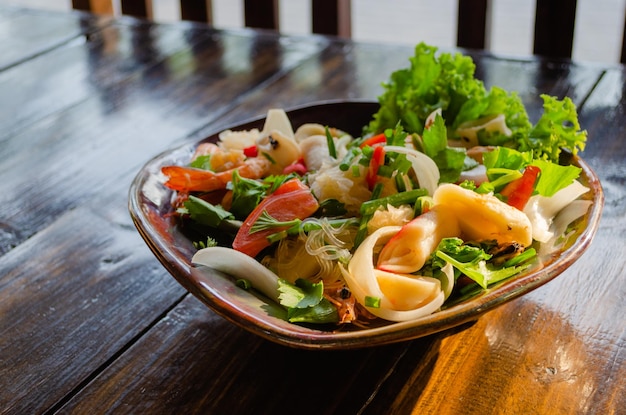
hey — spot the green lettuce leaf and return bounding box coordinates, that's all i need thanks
[525,95,587,162]
[435,237,534,289]
[366,42,485,135]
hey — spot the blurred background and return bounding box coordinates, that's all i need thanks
[2,0,625,63]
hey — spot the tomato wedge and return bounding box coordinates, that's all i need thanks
[500,165,541,210]
[232,179,319,257]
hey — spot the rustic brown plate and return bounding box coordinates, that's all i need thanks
[128,100,604,350]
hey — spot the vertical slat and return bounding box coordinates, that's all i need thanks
[533,0,577,58]
[621,15,626,63]
[244,0,279,30]
[120,0,153,19]
[72,0,114,15]
[457,0,490,50]
[180,0,213,23]
[312,0,352,38]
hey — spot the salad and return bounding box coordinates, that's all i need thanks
[161,43,592,327]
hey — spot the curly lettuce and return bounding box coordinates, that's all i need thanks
[366,43,587,164]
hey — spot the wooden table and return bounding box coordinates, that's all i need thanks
[1,6,624,415]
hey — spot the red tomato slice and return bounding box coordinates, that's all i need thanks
[232,179,319,257]
[500,165,541,210]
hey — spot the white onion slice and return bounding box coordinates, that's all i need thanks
[192,247,280,302]
[340,225,447,322]
[261,108,295,139]
[385,145,440,195]
[524,180,590,243]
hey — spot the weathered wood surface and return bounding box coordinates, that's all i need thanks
[0,6,623,415]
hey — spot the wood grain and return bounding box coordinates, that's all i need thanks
[0,7,623,415]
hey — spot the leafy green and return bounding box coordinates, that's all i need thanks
[421,115,467,183]
[366,43,587,164]
[189,154,212,170]
[480,147,582,197]
[182,195,234,227]
[483,147,534,171]
[525,95,587,162]
[366,42,485,135]
[531,159,581,197]
[277,279,339,324]
[435,238,535,289]
[229,169,268,219]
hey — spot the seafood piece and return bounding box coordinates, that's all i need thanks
[256,130,302,173]
[218,128,261,151]
[340,226,452,322]
[433,183,532,246]
[299,135,329,171]
[190,142,246,173]
[294,123,345,142]
[162,157,271,192]
[377,206,461,274]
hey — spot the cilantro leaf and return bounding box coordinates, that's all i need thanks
[229,169,268,219]
[183,195,234,228]
[189,154,212,170]
[277,279,339,324]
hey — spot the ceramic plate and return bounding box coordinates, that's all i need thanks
[128,101,604,350]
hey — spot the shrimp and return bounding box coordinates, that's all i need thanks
[162,156,271,192]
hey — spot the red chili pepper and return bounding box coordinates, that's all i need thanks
[500,165,541,210]
[243,145,258,158]
[360,133,387,148]
[366,146,386,190]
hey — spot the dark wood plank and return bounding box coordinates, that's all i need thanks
[58,294,435,414]
[622,17,626,63]
[0,25,326,256]
[212,44,604,131]
[0,7,110,71]
[0,19,212,145]
[0,208,186,414]
[120,0,153,19]
[244,0,279,30]
[534,0,577,59]
[456,0,489,50]
[180,0,212,23]
[312,0,352,38]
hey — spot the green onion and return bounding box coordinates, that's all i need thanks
[339,148,360,171]
[360,188,428,216]
[414,195,434,216]
[503,247,537,267]
[365,296,381,308]
[236,279,252,290]
[325,126,337,159]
